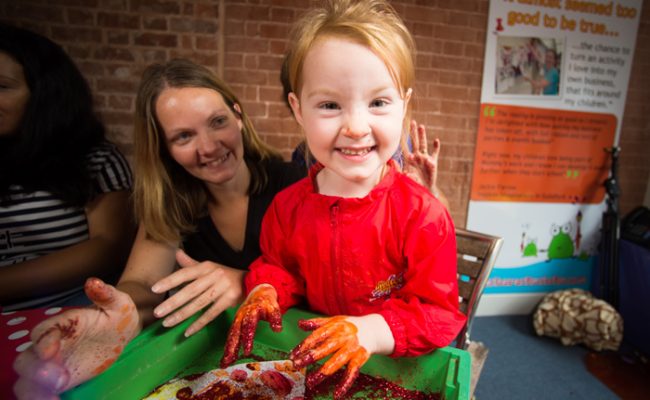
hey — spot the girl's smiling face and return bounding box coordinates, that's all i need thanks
[156,86,246,188]
[289,37,410,198]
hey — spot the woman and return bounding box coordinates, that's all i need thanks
[13,58,305,399]
[0,24,134,311]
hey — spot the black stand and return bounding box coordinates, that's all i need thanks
[599,146,621,309]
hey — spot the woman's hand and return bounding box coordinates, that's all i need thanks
[289,314,394,399]
[151,249,246,337]
[402,120,450,209]
[220,284,282,368]
[13,278,139,399]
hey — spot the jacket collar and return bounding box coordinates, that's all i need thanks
[307,159,398,202]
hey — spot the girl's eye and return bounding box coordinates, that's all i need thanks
[319,102,340,110]
[370,99,389,108]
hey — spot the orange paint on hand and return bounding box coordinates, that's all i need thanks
[92,357,116,375]
[220,285,282,368]
[116,315,132,333]
[290,316,370,399]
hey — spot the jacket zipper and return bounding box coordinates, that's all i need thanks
[330,202,346,314]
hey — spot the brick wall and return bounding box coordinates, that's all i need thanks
[2,0,648,226]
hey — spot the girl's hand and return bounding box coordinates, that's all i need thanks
[151,249,245,337]
[13,278,139,399]
[220,284,282,368]
[289,314,394,399]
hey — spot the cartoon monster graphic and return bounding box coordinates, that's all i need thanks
[547,222,574,260]
[523,238,538,257]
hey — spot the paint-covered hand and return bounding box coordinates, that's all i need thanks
[13,278,139,399]
[152,249,246,337]
[289,314,394,399]
[220,284,282,368]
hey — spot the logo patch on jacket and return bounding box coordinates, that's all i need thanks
[370,272,404,301]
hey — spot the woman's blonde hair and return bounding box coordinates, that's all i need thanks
[133,58,282,243]
[286,0,415,104]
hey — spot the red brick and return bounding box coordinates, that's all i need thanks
[100,110,134,125]
[196,36,219,51]
[226,4,271,21]
[130,0,180,14]
[169,50,219,67]
[270,7,295,22]
[97,78,139,93]
[108,94,133,110]
[134,32,178,47]
[170,17,218,33]
[100,0,128,9]
[51,26,102,43]
[259,23,290,39]
[93,46,135,62]
[66,9,95,25]
[97,12,140,29]
[4,4,65,22]
[143,16,167,30]
[195,3,219,19]
[107,30,130,45]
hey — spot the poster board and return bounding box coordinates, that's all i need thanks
[468,0,642,315]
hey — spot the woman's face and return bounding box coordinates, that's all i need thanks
[0,51,30,136]
[156,86,246,188]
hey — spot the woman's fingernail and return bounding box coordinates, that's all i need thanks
[151,284,160,293]
[162,317,175,327]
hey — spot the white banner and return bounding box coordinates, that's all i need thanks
[468,0,642,315]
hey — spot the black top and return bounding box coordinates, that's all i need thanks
[182,159,305,270]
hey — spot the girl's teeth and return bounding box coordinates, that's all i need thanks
[340,147,370,155]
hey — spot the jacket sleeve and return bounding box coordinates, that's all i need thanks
[378,203,467,358]
[245,194,305,311]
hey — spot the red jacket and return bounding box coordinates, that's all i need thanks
[246,162,466,357]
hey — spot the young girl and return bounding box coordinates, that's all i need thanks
[221,0,466,397]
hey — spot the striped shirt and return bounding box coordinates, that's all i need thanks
[0,142,132,310]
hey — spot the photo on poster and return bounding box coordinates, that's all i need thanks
[495,36,564,97]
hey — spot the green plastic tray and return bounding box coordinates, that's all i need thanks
[62,307,470,399]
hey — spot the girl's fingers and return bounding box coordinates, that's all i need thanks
[297,317,326,331]
[221,316,243,368]
[267,306,283,332]
[333,350,368,399]
[241,307,261,356]
[318,343,354,375]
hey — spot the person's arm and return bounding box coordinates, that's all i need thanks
[402,120,450,210]
[377,202,466,357]
[115,224,180,329]
[0,190,135,305]
[244,192,306,311]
